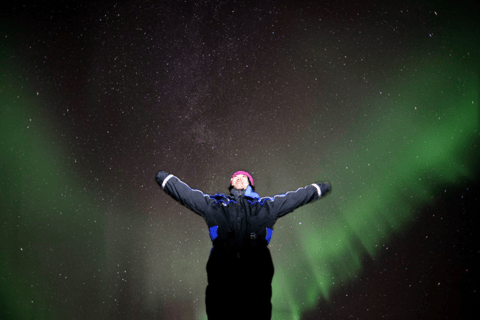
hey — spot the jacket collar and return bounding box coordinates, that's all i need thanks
[230,186,260,199]
[230,188,245,198]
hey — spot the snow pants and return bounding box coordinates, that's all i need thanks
[205,245,275,320]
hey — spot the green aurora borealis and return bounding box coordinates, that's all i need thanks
[270,61,479,319]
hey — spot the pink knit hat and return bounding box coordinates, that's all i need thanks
[231,171,254,186]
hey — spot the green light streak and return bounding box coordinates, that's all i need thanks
[272,62,479,319]
[0,56,106,320]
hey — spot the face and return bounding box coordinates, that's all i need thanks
[231,174,249,190]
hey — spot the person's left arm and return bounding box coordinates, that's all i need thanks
[260,182,330,218]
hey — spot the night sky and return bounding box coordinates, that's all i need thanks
[1,0,479,319]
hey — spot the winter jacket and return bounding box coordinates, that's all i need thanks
[155,171,329,248]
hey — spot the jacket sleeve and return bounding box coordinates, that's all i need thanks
[261,183,329,218]
[155,171,213,217]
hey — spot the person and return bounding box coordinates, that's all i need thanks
[155,170,330,320]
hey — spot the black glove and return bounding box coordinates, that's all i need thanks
[155,171,170,185]
[318,182,330,195]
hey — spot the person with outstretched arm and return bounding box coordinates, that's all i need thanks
[155,170,330,320]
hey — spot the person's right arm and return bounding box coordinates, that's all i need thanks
[155,171,212,217]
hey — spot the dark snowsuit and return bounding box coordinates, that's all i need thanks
[155,171,329,320]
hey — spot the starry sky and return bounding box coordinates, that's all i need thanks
[1,0,479,319]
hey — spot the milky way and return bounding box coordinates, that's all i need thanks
[1,1,479,319]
